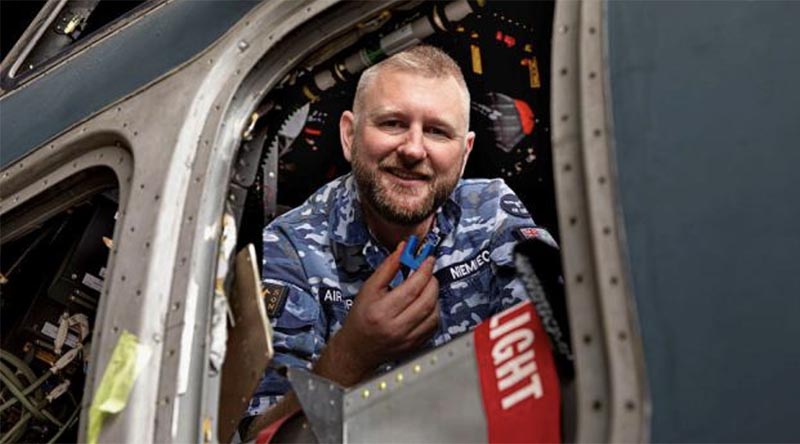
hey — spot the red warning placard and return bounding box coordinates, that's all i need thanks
[473,301,561,443]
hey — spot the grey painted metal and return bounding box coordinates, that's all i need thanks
[0,144,132,220]
[551,0,650,441]
[577,1,648,441]
[343,333,486,443]
[288,369,344,444]
[607,1,800,441]
[550,1,609,441]
[285,333,486,443]
[0,0,259,169]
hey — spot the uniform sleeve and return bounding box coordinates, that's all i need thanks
[244,223,327,417]
[486,181,559,315]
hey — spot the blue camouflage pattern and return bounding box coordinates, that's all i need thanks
[245,173,555,416]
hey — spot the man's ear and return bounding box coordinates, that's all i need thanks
[340,111,356,162]
[460,131,476,175]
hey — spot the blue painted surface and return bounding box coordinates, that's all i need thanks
[608,1,800,441]
[0,0,259,168]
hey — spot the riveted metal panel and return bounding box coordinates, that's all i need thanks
[551,0,649,441]
[343,334,486,443]
[550,1,610,441]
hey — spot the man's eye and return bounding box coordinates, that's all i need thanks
[380,120,403,129]
[426,127,450,138]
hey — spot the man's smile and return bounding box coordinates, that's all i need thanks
[381,166,432,186]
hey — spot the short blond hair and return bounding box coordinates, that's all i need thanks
[352,45,471,129]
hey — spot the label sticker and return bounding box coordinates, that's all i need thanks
[82,272,104,292]
[263,283,288,318]
[41,322,80,349]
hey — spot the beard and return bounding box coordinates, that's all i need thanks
[351,142,462,227]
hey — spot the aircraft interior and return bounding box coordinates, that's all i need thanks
[0,1,573,442]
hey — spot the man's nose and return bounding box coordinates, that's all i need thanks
[396,125,427,162]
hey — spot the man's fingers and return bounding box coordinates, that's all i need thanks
[395,275,439,332]
[386,256,435,312]
[365,241,405,292]
[406,296,440,348]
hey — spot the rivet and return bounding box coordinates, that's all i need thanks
[237,40,249,51]
[396,373,404,383]
[413,364,422,374]
[378,381,387,391]
[430,355,438,365]
[361,389,370,399]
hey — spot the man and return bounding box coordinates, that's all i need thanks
[242,45,555,438]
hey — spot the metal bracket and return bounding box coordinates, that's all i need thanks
[287,368,344,444]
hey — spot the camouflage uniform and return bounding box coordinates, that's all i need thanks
[245,173,555,416]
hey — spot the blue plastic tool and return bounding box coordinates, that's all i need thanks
[400,235,434,270]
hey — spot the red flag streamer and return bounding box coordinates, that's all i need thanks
[473,301,561,443]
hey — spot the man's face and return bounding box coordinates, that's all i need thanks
[340,70,475,226]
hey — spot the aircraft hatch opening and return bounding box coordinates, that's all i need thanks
[0,169,120,443]
[221,1,575,442]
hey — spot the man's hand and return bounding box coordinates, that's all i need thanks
[314,241,440,386]
[244,243,439,440]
